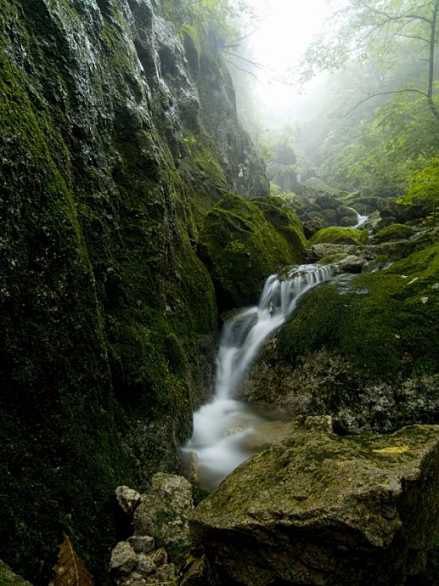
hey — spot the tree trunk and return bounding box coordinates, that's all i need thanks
[428,0,439,118]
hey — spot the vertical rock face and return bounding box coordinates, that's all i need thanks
[0,0,268,582]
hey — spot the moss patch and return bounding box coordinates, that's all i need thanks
[374,223,415,243]
[311,226,368,245]
[199,193,306,309]
[279,242,439,378]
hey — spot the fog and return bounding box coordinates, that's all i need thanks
[227,0,433,191]
[231,0,332,130]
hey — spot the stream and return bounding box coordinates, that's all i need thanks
[182,264,334,490]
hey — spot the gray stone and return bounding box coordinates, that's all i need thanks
[110,541,138,575]
[336,254,367,273]
[136,548,168,576]
[191,423,439,585]
[116,486,142,516]
[134,473,193,563]
[128,535,155,554]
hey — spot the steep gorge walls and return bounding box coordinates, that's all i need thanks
[0,0,268,581]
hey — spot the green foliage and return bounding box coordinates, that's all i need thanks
[299,0,439,197]
[303,0,436,81]
[400,156,439,212]
[320,95,439,195]
[162,0,249,45]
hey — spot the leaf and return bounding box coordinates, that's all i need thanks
[373,445,410,455]
[52,535,94,586]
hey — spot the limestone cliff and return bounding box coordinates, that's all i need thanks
[0,0,268,582]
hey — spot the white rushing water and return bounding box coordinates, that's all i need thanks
[182,264,333,489]
[353,210,368,228]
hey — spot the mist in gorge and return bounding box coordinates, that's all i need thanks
[229,0,439,203]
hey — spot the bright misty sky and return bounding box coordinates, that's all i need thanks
[245,0,331,123]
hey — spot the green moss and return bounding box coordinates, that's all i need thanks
[0,0,271,581]
[0,4,218,583]
[374,223,415,243]
[181,133,227,194]
[0,561,31,586]
[192,422,439,585]
[254,196,307,251]
[311,226,368,246]
[399,156,439,213]
[279,242,439,378]
[200,193,306,309]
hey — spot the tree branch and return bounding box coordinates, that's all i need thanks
[223,27,258,49]
[224,51,266,71]
[225,60,260,80]
[345,88,428,117]
[358,0,432,24]
[394,32,430,42]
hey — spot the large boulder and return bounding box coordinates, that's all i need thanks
[199,193,306,309]
[191,421,439,585]
[373,223,415,243]
[311,227,368,246]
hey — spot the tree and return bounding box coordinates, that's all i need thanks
[303,0,439,120]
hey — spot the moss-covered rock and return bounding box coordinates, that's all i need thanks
[0,562,32,586]
[199,193,306,309]
[279,242,439,378]
[191,421,439,585]
[311,226,368,245]
[399,156,439,215]
[374,223,415,243]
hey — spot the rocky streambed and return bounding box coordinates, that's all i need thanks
[110,417,439,585]
[105,215,439,586]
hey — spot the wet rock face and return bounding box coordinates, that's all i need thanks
[191,422,439,585]
[0,0,267,581]
[244,348,439,435]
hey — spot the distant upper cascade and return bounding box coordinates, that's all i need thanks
[183,264,334,489]
[353,209,368,228]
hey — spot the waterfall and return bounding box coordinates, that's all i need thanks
[352,209,368,228]
[182,264,333,489]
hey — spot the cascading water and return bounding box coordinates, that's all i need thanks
[182,264,333,489]
[353,210,368,228]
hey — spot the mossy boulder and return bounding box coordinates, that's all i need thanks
[191,421,439,586]
[311,226,368,246]
[199,193,306,309]
[279,242,439,378]
[0,562,32,586]
[399,156,439,216]
[337,206,359,226]
[374,223,415,243]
